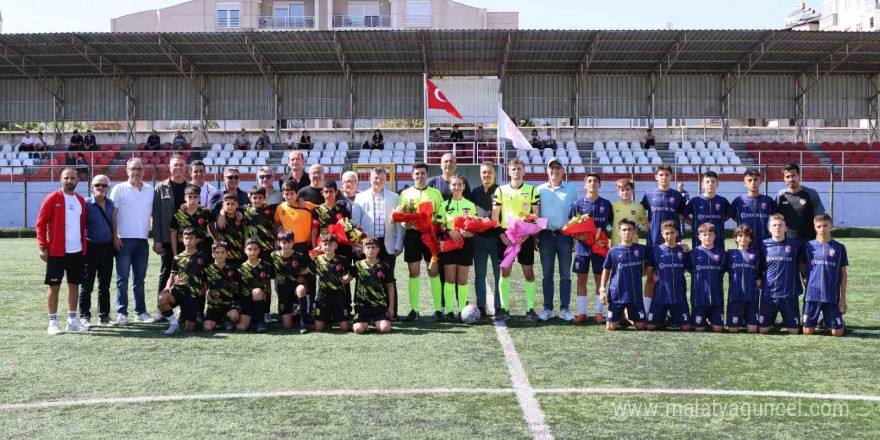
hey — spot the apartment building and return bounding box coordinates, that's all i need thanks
[111,0,518,32]
[819,0,880,31]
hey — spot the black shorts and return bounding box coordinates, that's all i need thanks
[353,306,390,324]
[170,287,201,322]
[404,230,433,263]
[204,304,235,323]
[45,252,85,285]
[315,290,351,323]
[237,294,255,316]
[496,235,535,266]
[441,238,474,267]
[276,282,299,315]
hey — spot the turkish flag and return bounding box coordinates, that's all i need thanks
[426,79,463,120]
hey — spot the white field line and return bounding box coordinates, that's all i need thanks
[493,321,554,440]
[534,387,880,402]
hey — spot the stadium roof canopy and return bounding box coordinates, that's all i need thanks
[2,29,880,79]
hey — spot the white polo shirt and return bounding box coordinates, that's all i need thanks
[63,192,83,253]
[21,136,35,145]
[109,181,154,239]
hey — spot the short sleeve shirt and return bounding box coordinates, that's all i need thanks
[640,188,686,247]
[803,239,848,303]
[308,254,351,296]
[683,195,730,250]
[493,183,539,229]
[244,203,280,252]
[439,198,477,229]
[602,244,647,304]
[729,195,777,245]
[646,244,688,304]
[726,248,762,303]
[570,196,613,257]
[271,250,309,288]
[170,207,214,241]
[213,213,246,262]
[400,186,445,223]
[685,246,728,307]
[239,259,275,293]
[171,251,209,299]
[352,259,395,310]
[205,264,240,309]
[761,238,803,299]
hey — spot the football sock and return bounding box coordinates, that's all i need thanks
[68,311,77,319]
[430,276,442,312]
[162,309,174,318]
[457,284,469,310]
[443,283,456,313]
[48,313,57,324]
[525,281,536,311]
[594,294,603,314]
[500,277,510,310]
[643,296,652,314]
[577,296,587,315]
[298,296,308,326]
[254,299,266,321]
[167,314,179,326]
[408,277,420,312]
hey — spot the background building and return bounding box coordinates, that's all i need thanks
[785,2,821,30]
[820,0,880,31]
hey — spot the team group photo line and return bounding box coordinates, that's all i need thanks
[37,149,847,337]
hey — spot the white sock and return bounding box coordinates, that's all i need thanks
[576,296,587,315]
[594,295,603,314]
[168,314,179,326]
[643,296,652,313]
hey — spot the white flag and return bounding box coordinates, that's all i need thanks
[497,107,534,151]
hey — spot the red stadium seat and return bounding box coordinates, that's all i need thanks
[873,142,880,151]
[770,141,781,150]
[820,142,831,151]
[759,142,769,150]
[782,142,793,150]
[112,144,122,151]
[98,157,111,166]
[846,142,857,150]
[137,143,146,150]
[833,141,844,150]
[858,142,870,151]
[746,142,756,150]
[795,142,806,150]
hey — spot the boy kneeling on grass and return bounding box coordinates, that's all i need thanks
[159,227,208,335]
[308,234,352,332]
[238,238,276,332]
[599,219,648,331]
[644,220,692,331]
[203,240,241,332]
[802,213,848,337]
[271,230,310,334]
[351,237,396,334]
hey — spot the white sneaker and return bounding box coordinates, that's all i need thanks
[47,321,62,335]
[136,312,154,323]
[264,313,272,324]
[67,318,89,332]
[164,324,179,335]
[559,309,576,322]
[116,314,129,326]
[538,309,555,321]
[81,317,92,329]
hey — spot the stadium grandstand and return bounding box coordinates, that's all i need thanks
[1,29,880,227]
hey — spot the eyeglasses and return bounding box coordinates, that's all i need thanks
[225,175,240,180]
[93,183,108,188]
[258,175,273,180]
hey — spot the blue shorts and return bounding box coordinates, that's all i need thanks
[726,301,759,327]
[803,301,844,329]
[758,296,801,329]
[647,302,690,326]
[691,305,724,327]
[573,254,604,275]
[606,301,646,323]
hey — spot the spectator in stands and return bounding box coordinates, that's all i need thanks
[34,131,48,154]
[190,127,204,150]
[257,166,284,204]
[340,171,359,210]
[285,131,297,148]
[255,129,271,150]
[110,158,155,325]
[776,162,825,241]
[644,128,656,149]
[281,150,310,192]
[75,153,89,179]
[427,153,471,201]
[530,129,542,149]
[19,131,35,152]
[189,160,217,207]
[475,125,487,143]
[80,174,116,327]
[298,130,312,150]
[152,154,193,322]
[542,128,556,149]
[363,129,384,150]
[69,130,84,151]
[83,130,97,151]
[234,129,250,151]
[145,130,161,151]
[431,128,444,144]
[298,164,325,205]
[65,152,77,167]
[37,167,88,335]
[450,125,464,143]
[172,130,187,150]
[209,166,250,213]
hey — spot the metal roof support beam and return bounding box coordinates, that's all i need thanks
[796,74,807,143]
[572,73,580,140]
[333,32,355,138]
[648,32,688,128]
[0,41,63,102]
[870,74,880,142]
[158,37,207,94]
[721,76,731,142]
[243,33,274,79]
[578,31,601,74]
[420,30,432,74]
[499,32,511,90]
[721,31,778,99]
[50,78,65,145]
[797,35,867,99]
[123,77,137,145]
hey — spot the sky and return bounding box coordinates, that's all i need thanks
[0,0,814,33]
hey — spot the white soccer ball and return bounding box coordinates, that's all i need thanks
[460,304,481,324]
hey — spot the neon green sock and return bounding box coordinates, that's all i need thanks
[443,283,456,313]
[525,281,536,311]
[430,276,442,312]
[500,276,510,310]
[408,277,420,313]
[458,283,470,310]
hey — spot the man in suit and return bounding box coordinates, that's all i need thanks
[351,167,404,319]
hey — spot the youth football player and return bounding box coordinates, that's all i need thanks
[685,223,728,333]
[610,178,649,247]
[308,234,353,332]
[683,171,729,250]
[492,158,541,322]
[759,214,805,335]
[598,219,648,331]
[802,213,848,337]
[439,175,476,321]
[214,193,246,267]
[170,185,215,256]
[644,220,692,331]
[729,169,777,245]
[640,165,687,314]
[570,173,613,324]
[158,228,207,335]
[725,224,762,333]
[237,238,275,332]
[203,241,241,332]
[271,230,310,333]
[352,237,396,334]
[243,186,280,324]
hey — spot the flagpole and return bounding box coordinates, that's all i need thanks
[423,73,428,164]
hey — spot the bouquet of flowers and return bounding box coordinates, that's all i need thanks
[308,247,323,259]
[440,216,499,253]
[500,214,547,268]
[392,201,441,268]
[326,217,367,248]
[561,213,610,257]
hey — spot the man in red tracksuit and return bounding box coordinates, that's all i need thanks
[36,167,89,335]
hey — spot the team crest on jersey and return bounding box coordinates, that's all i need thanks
[198,218,205,225]
[336,264,343,271]
[292,260,299,267]
[235,220,242,227]
[600,206,605,213]
[668,197,675,203]
[715,203,720,210]
[799,198,806,205]
[713,254,720,261]
[634,249,640,256]
[336,213,344,220]
[785,245,791,252]
[377,270,384,279]
[829,248,836,257]
[630,209,636,216]
[259,271,267,278]
[522,202,529,211]
[677,252,683,258]
[227,270,235,277]
[761,202,767,209]
[197,258,204,265]
[264,209,271,215]
[748,252,755,260]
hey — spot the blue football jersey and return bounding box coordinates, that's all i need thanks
[570,196,613,257]
[726,248,762,303]
[728,195,777,244]
[684,195,730,250]
[761,237,804,299]
[646,244,688,304]
[686,245,727,307]
[640,188,686,248]
[602,243,647,304]
[803,239,848,303]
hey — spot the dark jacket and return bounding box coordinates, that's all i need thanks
[152,179,195,244]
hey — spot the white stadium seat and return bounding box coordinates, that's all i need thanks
[255,157,267,166]
[228,157,241,166]
[211,143,222,152]
[677,155,689,165]
[223,143,234,152]
[566,141,577,150]
[689,156,701,165]
[245,151,257,159]
[572,166,586,174]
[695,141,705,151]
[731,156,742,165]
[707,141,718,151]
[258,150,270,159]
[668,141,679,151]
[599,156,611,165]
[682,141,692,151]
[405,142,417,151]
[571,155,583,165]
[631,142,642,151]
[214,157,227,166]
[720,141,731,151]
[241,157,253,166]
[602,166,614,174]
[593,142,605,151]
[339,142,349,151]
[647,148,659,158]
[617,141,629,151]
[326,142,336,151]
[232,151,244,159]
[683,166,695,174]
[651,156,663,165]
[606,142,617,151]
